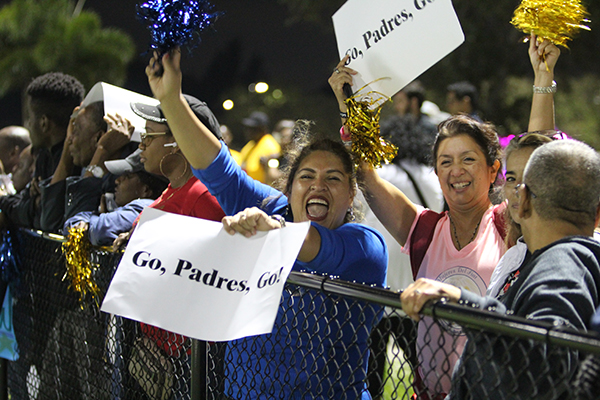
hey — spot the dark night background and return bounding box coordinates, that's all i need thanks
[1,0,599,147]
[0,0,346,147]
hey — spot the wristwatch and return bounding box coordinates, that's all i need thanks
[85,165,105,178]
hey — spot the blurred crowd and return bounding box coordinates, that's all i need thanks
[1,30,600,400]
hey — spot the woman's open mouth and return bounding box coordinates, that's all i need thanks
[306,197,329,221]
[451,181,471,190]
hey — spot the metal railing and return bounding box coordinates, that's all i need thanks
[1,228,599,399]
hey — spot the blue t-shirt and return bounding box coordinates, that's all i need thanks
[193,144,387,399]
[193,144,387,283]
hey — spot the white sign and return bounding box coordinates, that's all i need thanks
[332,0,464,98]
[80,82,160,142]
[101,208,310,341]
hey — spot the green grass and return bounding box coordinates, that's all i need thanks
[381,339,415,400]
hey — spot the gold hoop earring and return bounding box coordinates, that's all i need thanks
[159,151,189,183]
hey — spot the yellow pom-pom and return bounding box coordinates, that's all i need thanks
[344,84,397,169]
[62,226,100,308]
[510,0,591,48]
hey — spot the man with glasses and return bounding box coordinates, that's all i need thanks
[401,139,600,400]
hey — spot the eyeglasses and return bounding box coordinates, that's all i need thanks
[140,131,168,145]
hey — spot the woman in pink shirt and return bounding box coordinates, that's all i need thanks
[329,34,560,398]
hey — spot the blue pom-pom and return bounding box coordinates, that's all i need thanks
[0,231,20,293]
[136,0,222,54]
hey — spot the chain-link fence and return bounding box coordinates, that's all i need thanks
[3,229,600,399]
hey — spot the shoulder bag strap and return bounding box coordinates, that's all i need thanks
[409,210,444,279]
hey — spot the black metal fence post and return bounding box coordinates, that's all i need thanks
[0,359,6,400]
[191,338,207,400]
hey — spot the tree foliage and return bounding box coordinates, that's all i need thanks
[0,0,135,95]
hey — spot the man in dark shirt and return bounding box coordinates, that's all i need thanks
[38,101,137,233]
[402,140,600,400]
[0,72,85,229]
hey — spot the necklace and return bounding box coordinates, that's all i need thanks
[156,180,187,209]
[448,213,481,251]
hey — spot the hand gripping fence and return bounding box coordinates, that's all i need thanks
[3,229,600,399]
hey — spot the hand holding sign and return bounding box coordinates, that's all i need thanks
[330,0,464,168]
[79,82,159,142]
[222,207,284,238]
[332,0,464,98]
[328,55,357,112]
[101,208,310,342]
[329,55,398,169]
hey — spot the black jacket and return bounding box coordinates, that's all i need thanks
[449,236,600,400]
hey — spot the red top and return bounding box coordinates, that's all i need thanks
[139,176,225,357]
[148,175,225,220]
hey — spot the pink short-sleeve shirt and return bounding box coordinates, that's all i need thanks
[402,204,507,394]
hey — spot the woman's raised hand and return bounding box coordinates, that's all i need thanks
[527,33,560,131]
[327,55,357,109]
[222,207,283,238]
[145,48,183,103]
[529,34,560,81]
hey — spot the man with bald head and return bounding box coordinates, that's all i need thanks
[0,126,30,175]
[401,139,600,400]
[0,126,31,195]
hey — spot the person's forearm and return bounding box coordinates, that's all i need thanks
[528,71,555,132]
[84,145,111,177]
[50,155,74,184]
[361,166,417,246]
[0,192,35,228]
[527,35,558,133]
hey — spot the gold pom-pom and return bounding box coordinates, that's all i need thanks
[510,0,591,48]
[344,84,397,169]
[62,227,100,308]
